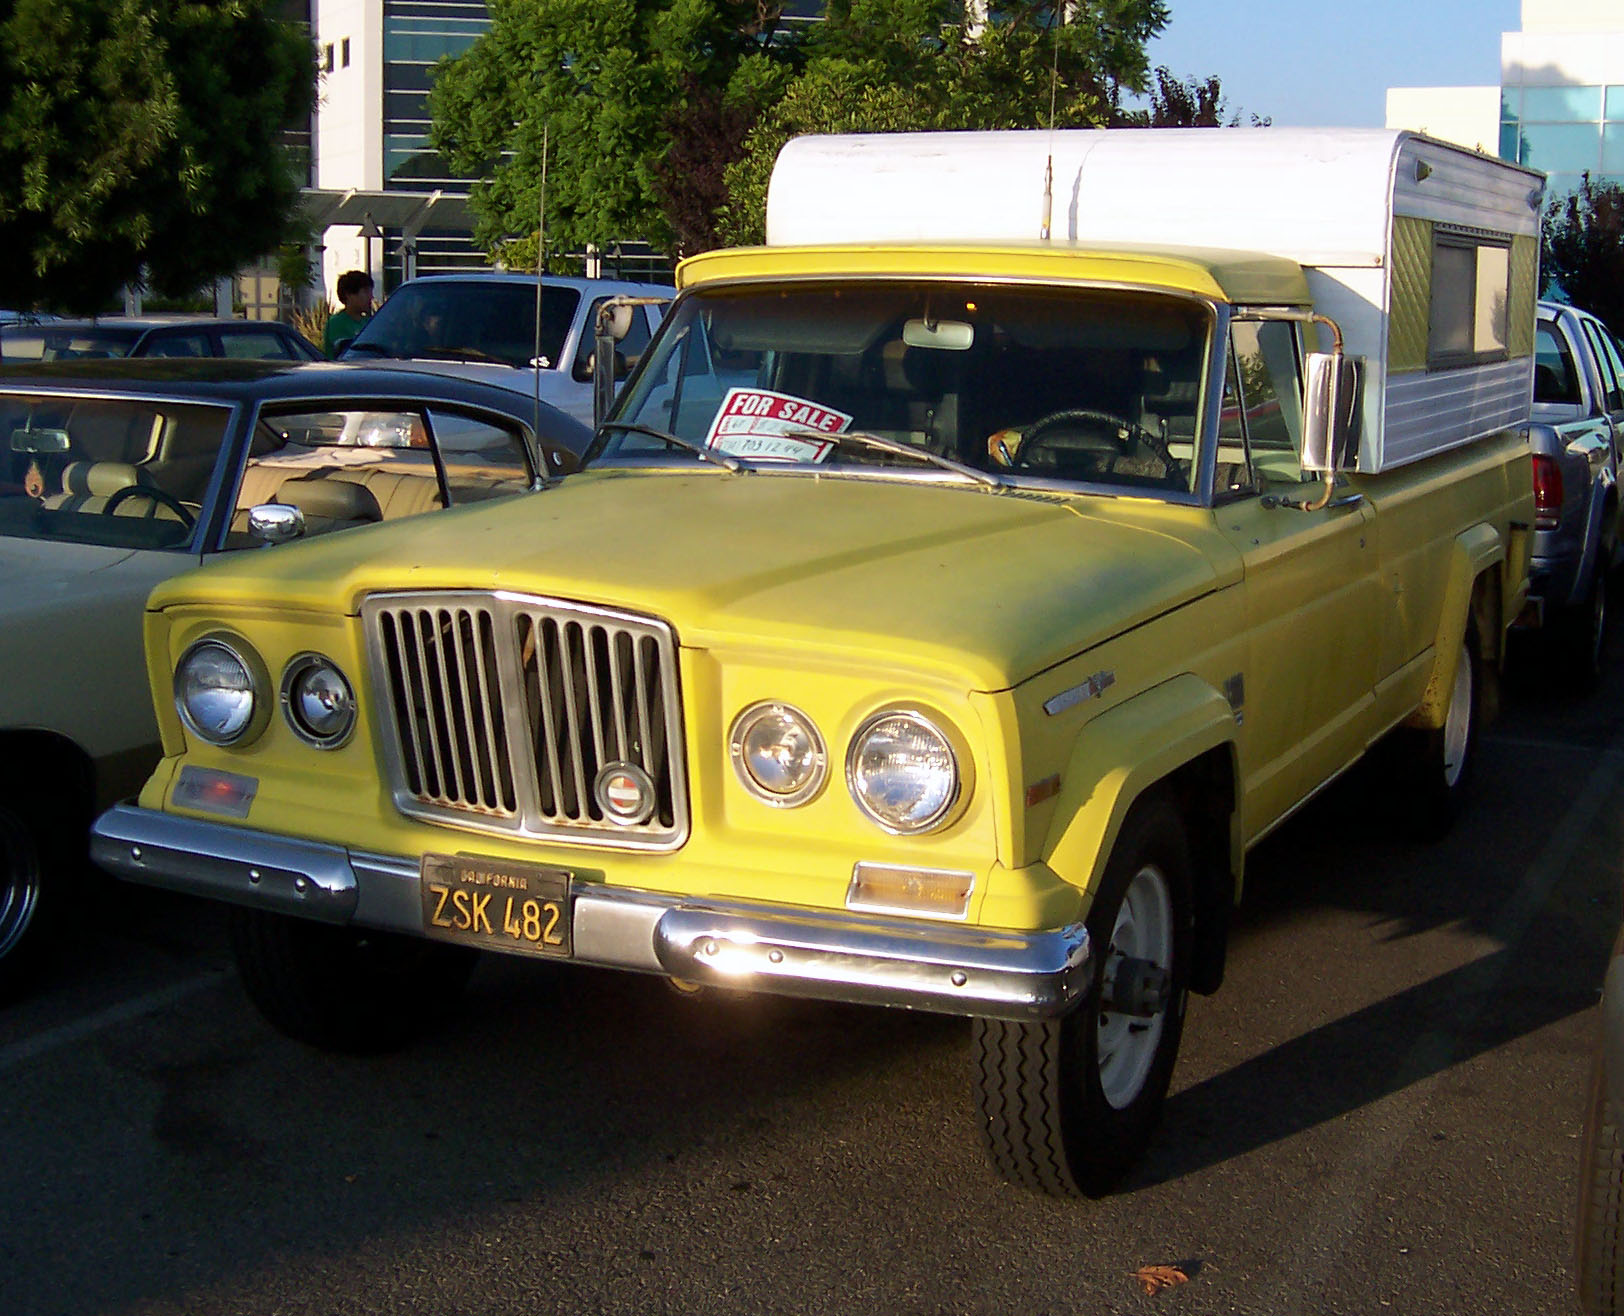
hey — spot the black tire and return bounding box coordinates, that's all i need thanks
[1578,1044,1624,1315]
[1398,626,1480,841]
[230,908,477,1053]
[1562,559,1612,693]
[972,796,1193,1197]
[0,802,50,1002]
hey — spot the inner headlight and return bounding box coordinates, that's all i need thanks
[846,710,960,833]
[174,639,260,746]
[730,702,826,806]
[281,653,356,748]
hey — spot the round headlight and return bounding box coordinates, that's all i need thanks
[175,639,259,746]
[846,710,960,833]
[281,654,356,748]
[730,702,827,806]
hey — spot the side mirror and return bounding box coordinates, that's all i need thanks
[247,502,306,546]
[1302,352,1362,474]
[593,304,634,426]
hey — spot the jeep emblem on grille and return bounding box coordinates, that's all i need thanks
[595,763,656,825]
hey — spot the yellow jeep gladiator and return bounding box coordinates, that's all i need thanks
[93,128,1539,1197]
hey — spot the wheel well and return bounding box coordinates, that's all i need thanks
[1159,746,1235,996]
[0,730,95,827]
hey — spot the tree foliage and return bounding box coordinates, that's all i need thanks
[431,0,1169,259]
[0,0,315,312]
[430,0,791,265]
[1129,66,1268,127]
[1543,174,1624,334]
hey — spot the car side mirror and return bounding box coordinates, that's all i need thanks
[1302,351,1362,473]
[247,502,306,546]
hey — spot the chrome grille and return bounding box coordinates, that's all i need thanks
[363,591,688,849]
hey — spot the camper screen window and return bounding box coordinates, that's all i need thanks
[1428,231,1511,369]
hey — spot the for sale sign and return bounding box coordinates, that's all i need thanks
[704,388,852,462]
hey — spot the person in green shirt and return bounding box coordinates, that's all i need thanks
[322,269,375,357]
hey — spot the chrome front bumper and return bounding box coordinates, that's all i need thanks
[91,804,1092,1021]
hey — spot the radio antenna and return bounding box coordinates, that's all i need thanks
[1041,13,1059,240]
[532,124,550,487]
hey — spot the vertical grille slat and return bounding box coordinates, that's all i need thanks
[364,592,688,849]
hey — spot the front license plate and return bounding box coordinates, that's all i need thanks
[420,854,572,958]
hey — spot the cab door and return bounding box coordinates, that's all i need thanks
[1213,317,1382,834]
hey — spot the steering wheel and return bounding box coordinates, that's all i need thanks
[1013,407,1139,464]
[103,484,196,529]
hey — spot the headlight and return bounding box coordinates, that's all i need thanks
[281,653,356,748]
[174,638,261,746]
[730,702,827,806]
[846,710,960,833]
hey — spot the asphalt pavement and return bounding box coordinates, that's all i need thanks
[0,639,1616,1315]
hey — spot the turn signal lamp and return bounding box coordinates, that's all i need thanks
[845,862,974,920]
[1532,454,1563,530]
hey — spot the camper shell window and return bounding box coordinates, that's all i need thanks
[1428,228,1512,369]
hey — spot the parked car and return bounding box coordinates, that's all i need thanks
[0,358,591,998]
[0,316,323,364]
[1579,921,1624,1315]
[1517,301,1624,685]
[94,129,1536,1196]
[336,273,671,425]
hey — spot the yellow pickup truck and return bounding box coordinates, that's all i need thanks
[93,128,1539,1197]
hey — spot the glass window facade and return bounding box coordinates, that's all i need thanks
[1500,77,1623,194]
[381,0,492,276]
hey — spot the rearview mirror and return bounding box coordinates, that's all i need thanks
[10,425,70,454]
[1302,352,1361,473]
[902,318,974,351]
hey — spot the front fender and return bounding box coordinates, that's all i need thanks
[1040,673,1238,904]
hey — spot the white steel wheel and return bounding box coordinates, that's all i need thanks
[1098,862,1175,1110]
[1440,639,1474,791]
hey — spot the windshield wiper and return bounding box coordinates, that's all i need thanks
[595,420,744,472]
[781,428,1004,490]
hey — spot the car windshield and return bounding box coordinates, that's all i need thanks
[1,325,144,362]
[344,282,582,370]
[0,395,232,549]
[597,282,1211,495]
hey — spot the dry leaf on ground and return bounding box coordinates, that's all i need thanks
[1132,1264,1190,1296]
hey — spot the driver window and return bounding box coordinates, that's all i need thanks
[1220,319,1305,497]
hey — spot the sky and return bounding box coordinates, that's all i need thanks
[1140,0,1523,127]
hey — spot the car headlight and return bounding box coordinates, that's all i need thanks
[846,710,960,833]
[281,653,356,748]
[174,638,262,746]
[730,702,827,806]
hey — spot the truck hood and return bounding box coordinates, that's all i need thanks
[152,470,1227,688]
[352,358,591,424]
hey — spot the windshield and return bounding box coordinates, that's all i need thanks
[1,325,143,361]
[599,282,1211,495]
[0,395,231,549]
[344,281,582,370]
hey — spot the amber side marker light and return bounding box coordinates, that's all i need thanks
[845,863,974,920]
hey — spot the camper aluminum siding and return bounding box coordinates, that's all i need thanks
[765,128,1545,473]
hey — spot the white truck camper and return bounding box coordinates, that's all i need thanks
[766,128,1546,473]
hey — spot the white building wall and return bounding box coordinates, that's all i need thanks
[315,0,385,304]
[1383,86,1501,153]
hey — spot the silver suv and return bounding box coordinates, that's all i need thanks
[336,274,670,426]
[1518,301,1624,686]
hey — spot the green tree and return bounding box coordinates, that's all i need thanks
[430,0,791,266]
[1119,66,1269,127]
[1543,173,1624,334]
[430,0,1167,260]
[715,0,1169,246]
[0,0,315,312]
